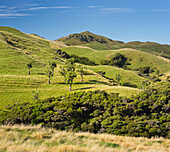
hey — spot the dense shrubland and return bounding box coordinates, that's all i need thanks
[54,49,96,65]
[0,82,169,138]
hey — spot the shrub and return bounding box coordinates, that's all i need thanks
[0,82,169,138]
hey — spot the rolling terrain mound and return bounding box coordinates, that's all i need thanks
[57,31,170,57]
[62,47,170,74]
[0,26,64,75]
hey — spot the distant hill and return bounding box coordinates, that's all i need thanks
[57,31,124,45]
[57,31,170,57]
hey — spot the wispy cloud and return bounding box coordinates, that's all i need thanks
[0,13,31,17]
[28,6,77,11]
[145,9,170,12]
[0,6,6,8]
[87,6,101,9]
[99,7,131,14]
[0,4,78,18]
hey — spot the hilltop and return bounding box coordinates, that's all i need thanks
[57,31,124,46]
[57,31,170,57]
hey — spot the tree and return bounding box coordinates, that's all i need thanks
[156,70,160,77]
[59,66,66,83]
[76,65,85,82]
[50,62,57,74]
[140,80,150,90]
[27,62,32,75]
[46,68,54,84]
[115,74,123,86]
[32,89,39,101]
[60,59,77,91]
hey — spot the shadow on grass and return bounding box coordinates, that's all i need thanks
[123,83,138,88]
[89,80,108,85]
[74,87,94,91]
[56,80,109,85]
[37,73,46,75]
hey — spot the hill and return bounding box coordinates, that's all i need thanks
[62,47,170,74]
[0,26,64,75]
[57,31,170,57]
[0,26,170,107]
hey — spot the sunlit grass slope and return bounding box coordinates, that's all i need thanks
[0,125,169,152]
[88,65,144,88]
[0,26,63,75]
[0,67,139,108]
[106,49,170,73]
[62,47,170,74]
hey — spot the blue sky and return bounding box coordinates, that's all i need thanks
[0,0,170,44]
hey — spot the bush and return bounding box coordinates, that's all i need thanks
[100,53,130,68]
[70,54,97,66]
[0,82,169,138]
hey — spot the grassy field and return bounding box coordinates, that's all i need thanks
[0,125,169,152]
[62,47,170,74]
[0,67,139,108]
[88,65,144,88]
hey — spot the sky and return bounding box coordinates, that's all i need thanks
[0,0,170,44]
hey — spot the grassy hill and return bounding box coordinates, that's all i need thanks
[57,31,124,46]
[62,47,170,74]
[0,26,169,109]
[0,125,169,152]
[58,31,170,57]
[0,26,63,75]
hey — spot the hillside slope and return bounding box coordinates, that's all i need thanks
[62,47,170,74]
[0,26,63,75]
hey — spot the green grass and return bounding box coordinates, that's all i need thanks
[58,30,170,56]
[62,47,170,74]
[88,65,145,88]
[62,47,116,64]
[106,49,170,73]
[0,27,63,75]
[0,68,139,108]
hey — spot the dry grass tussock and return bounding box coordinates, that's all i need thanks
[0,125,169,152]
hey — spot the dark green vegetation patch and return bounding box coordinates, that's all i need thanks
[0,82,169,138]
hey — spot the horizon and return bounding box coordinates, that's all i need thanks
[0,0,170,45]
[1,26,170,45]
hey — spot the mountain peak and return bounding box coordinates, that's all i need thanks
[80,31,94,34]
[57,31,124,46]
